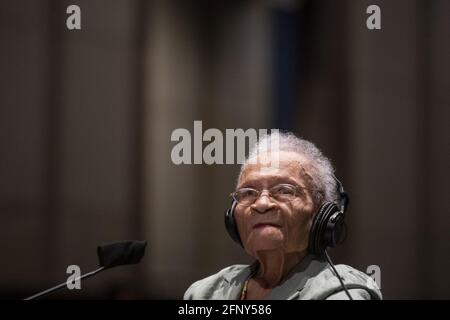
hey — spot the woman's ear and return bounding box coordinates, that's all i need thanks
[312,191,324,211]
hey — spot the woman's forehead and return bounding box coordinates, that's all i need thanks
[247,150,306,165]
[239,156,309,187]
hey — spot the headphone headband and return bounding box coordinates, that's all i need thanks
[333,175,349,214]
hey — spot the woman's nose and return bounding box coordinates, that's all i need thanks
[251,191,277,213]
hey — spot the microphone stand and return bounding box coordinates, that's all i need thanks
[24,240,147,300]
[24,266,105,300]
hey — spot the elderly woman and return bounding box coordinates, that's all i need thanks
[184,132,381,300]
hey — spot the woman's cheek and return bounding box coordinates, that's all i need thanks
[286,208,313,251]
[235,211,249,242]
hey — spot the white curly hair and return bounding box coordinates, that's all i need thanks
[237,131,338,204]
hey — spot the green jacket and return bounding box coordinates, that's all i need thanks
[184,254,382,300]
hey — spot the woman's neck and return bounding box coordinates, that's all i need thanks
[253,250,306,288]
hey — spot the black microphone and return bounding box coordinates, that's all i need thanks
[24,240,147,300]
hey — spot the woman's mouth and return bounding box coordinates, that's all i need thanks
[253,223,281,229]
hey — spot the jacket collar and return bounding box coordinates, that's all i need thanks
[222,254,328,300]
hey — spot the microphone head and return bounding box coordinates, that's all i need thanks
[97,240,147,269]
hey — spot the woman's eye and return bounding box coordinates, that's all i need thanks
[241,189,257,197]
[275,186,295,195]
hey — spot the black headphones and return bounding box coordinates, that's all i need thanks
[224,176,349,256]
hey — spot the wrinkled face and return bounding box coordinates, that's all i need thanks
[234,151,317,257]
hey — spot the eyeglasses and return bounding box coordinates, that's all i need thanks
[230,183,316,206]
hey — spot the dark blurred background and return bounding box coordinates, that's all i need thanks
[0,0,449,299]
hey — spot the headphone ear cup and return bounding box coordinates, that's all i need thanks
[324,211,344,248]
[224,200,243,247]
[309,202,343,255]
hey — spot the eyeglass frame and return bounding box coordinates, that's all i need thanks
[230,183,323,206]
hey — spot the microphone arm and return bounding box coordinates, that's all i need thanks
[24,266,105,300]
[24,239,147,300]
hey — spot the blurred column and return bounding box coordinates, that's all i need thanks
[0,0,49,295]
[57,0,140,297]
[141,0,272,298]
[348,0,423,298]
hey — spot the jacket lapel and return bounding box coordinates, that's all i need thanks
[221,261,259,299]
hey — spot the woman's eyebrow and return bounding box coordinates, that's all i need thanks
[268,175,302,185]
[238,181,259,189]
[239,176,302,189]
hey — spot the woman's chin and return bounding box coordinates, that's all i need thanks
[245,230,285,253]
